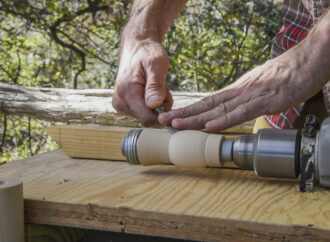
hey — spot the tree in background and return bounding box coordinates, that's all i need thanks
[0,0,282,163]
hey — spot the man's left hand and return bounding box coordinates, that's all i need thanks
[159,57,321,132]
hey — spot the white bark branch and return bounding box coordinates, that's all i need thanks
[0,82,254,132]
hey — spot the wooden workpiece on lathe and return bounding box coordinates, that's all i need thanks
[46,125,238,168]
[136,129,171,165]
[168,131,224,168]
[128,129,227,168]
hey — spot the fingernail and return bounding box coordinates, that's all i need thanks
[206,120,216,127]
[147,95,161,103]
[160,111,173,119]
[172,118,183,126]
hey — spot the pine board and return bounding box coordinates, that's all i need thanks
[46,125,129,160]
[1,150,330,241]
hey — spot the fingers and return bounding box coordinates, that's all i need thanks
[112,94,133,117]
[168,92,246,130]
[171,103,231,130]
[159,88,240,125]
[164,85,173,111]
[205,98,265,132]
[125,84,159,127]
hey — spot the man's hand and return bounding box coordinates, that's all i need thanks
[113,40,172,126]
[159,9,330,132]
[159,59,304,131]
[112,0,187,126]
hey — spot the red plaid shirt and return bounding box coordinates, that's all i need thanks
[265,0,314,129]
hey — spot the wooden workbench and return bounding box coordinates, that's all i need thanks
[1,150,330,241]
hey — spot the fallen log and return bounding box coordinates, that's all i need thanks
[0,82,254,132]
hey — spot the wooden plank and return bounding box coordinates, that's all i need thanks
[2,150,330,241]
[46,125,239,161]
[46,125,130,161]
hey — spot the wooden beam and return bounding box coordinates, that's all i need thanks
[46,125,239,161]
[0,82,255,132]
[2,150,330,241]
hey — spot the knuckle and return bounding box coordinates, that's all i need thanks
[223,113,231,124]
[216,103,227,113]
[151,53,169,64]
[201,96,215,110]
[146,79,164,89]
[236,105,248,116]
[179,107,189,118]
[115,82,129,98]
[145,49,169,68]
[112,94,122,111]
[140,118,154,127]
[195,115,206,125]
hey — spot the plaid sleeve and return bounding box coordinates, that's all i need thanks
[265,0,314,129]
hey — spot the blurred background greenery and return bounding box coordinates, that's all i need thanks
[0,0,282,163]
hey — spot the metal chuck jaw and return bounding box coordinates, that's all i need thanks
[300,115,330,192]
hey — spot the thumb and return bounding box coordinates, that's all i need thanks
[145,73,166,109]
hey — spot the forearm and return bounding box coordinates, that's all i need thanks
[279,9,330,95]
[122,0,187,43]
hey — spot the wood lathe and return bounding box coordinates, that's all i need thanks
[121,115,330,192]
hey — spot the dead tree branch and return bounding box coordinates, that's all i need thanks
[0,82,255,132]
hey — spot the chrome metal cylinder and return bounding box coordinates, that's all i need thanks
[233,135,255,169]
[121,129,143,164]
[315,117,330,187]
[220,139,233,162]
[253,129,300,179]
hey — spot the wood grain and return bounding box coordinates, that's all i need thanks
[2,150,330,241]
[46,125,239,162]
[46,125,130,161]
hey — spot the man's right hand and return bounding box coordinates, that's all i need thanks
[113,40,173,127]
[112,0,187,126]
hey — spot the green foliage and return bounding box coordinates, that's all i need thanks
[0,0,131,88]
[0,116,58,163]
[165,0,281,91]
[0,0,282,162]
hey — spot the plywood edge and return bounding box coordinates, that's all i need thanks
[24,199,330,242]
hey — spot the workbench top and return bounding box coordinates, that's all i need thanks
[1,150,330,241]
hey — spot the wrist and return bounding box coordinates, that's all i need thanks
[122,1,164,45]
[122,23,161,45]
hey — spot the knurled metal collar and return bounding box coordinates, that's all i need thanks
[121,129,143,164]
